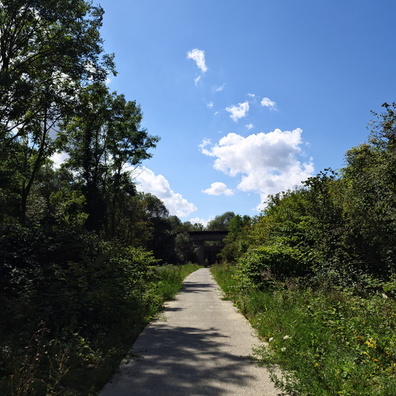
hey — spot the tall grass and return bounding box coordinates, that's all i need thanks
[211,263,396,396]
[154,263,201,301]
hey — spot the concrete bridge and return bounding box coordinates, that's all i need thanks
[188,231,229,266]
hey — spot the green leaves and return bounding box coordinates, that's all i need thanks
[0,0,115,224]
[58,83,159,234]
[236,244,304,289]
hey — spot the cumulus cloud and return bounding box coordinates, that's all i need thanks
[199,138,212,150]
[261,97,277,110]
[200,128,314,208]
[246,123,254,130]
[134,167,197,217]
[202,182,234,196]
[226,101,250,122]
[187,49,208,73]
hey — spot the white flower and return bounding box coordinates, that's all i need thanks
[268,337,274,342]
[281,347,286,352]
[283,335,291,340]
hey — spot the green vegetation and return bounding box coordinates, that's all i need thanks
[2,1,396,395]
[1,260,199,395]
[212,264,396,395]
[0,1,200,394]
[212,103,396,395]
[154,263,202,301]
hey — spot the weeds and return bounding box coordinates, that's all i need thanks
[212,263,396,395]
[154,263,201,301]
[1,263,201,395]
[5,324,70,396]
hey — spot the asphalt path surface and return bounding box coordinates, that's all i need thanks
[100,268,282,396]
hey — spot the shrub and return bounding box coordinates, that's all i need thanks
[236,244,304,289]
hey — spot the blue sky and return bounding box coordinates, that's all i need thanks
[96,0,396,225]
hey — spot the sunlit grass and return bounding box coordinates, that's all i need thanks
[211,263,396,396]
[154,263,201,301]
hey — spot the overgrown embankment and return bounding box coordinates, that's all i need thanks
[0,228,200,396]
[212,264,396,395]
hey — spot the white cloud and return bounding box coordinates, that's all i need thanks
[261,97,277,110]
[213,84,225,93]
[199,138,212,150]
[189,217,212,228]
[200,128,314,209]
[50,151,69,168]
[226,101,250,122]
[187,49,208,73]
[202,182,234,196]
[134,167,197,218]
[207,101,214,109]
[194,75,201,86]
[246,123,254,130]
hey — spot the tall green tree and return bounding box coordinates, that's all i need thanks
[59,83,159,233]
[0,0,114,140]
[0,0,115,223]
[342,103,396,275]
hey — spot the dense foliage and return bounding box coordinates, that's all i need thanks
[0,1,200,394]
[212,264,396,396]
[214,102,396,395]
[2,1,396,395]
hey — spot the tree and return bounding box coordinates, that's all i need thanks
[0,0,115,223]
[0,0,114,142]
[206,211,235,231]
[341,103,396,276]
[59,83,159,233]
[219,214,251,262]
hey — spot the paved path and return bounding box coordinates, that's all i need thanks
[100,268,282,396]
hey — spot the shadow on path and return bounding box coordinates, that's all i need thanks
[101,268,284,396]
[105,325,268,396]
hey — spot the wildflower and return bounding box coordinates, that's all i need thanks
[283,335,291,340]
[268,337,274,342]
[281,347,286,352]
[314,362,319,367]
[365,338,377,349]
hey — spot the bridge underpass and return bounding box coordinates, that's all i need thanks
[188,231,229,266]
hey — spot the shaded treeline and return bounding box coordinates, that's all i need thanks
[0,1,200,394]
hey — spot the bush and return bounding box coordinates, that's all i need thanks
[236,244,304,289]
[0,224,161,394]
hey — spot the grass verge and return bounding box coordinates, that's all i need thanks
[154,263,202,301]
[211,263,396,396]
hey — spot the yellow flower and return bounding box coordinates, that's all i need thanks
[365,338,377,349]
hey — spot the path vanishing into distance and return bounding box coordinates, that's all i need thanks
[100,268,282,396]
